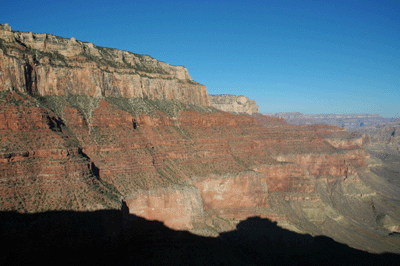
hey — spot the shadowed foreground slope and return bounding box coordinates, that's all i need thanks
[1,209,399,266]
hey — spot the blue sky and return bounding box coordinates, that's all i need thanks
[2,0,399,117]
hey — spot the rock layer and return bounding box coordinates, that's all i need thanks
[0,24,210,106]
[124,185,204,230]
[209,94,260,115]
[0,93,118,212]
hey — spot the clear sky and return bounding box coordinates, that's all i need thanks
[1,0,399,117]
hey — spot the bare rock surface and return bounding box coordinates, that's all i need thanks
[0,24,210,106]
[209,94,260,115]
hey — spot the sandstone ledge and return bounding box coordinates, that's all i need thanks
[209,94,260,115]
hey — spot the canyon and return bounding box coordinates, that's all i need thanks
[1,24,400,264]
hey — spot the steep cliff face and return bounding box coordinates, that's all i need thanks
[0,24,210,106]
[124,185,204,230]
[209,94,260,115]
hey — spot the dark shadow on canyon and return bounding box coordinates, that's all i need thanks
[1,207,399,266]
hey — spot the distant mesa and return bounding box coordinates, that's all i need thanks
[263,112,395,130]
[209,94,260,115]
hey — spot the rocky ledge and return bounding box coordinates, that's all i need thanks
[209,94,260,115]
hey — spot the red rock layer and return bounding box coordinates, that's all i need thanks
[55,100,367,230]
[253,164,312,193]
[193,172,269,210]
[0,91,370,229]
[0,94,118,212]
[124,185,204,230]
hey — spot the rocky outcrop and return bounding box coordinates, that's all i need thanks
[209,94,259,115]
[0,24,210,106]
[352,120,400,143]
[351,120,400,170]
[124,185,204,230]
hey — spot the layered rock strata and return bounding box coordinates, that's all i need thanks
[264,112,394,130]
[0,92,119,212]
[209,94,260,115]
[0,24,210,106]
[124,185,204,230]
[2,89,399,253]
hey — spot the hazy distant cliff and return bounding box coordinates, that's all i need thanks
[209,94,260,115]
[264,112,394,129]
[0,23,210,106]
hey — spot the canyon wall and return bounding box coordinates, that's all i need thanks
[209,94,260,115]
[2,90,398,253]
[0,92,119,212]
[0,24,210,106]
